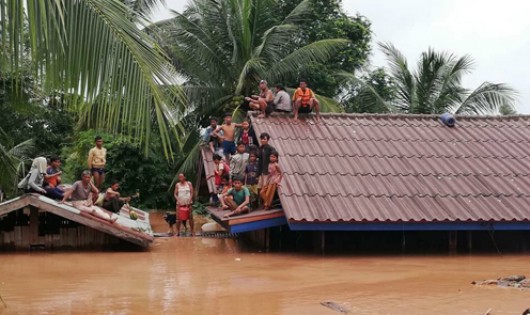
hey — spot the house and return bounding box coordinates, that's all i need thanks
[0,194,154,249]
[204,113,530,247]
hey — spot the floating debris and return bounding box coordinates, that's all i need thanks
[320,301,350,314]
[472,275,530,289]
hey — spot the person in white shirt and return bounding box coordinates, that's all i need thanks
[273,84,292,113]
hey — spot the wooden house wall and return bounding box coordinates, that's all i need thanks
[0,207,123,250]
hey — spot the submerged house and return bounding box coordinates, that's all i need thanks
[0,194,154,250]
[204,113,530,250]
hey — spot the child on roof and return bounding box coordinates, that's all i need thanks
[207,154,230,205]
[213,113,236,162]
[230,142,249,184]
[220,176,251,218]
[245,151,260,208]
[236,120,255,151]
[260,151,282,210]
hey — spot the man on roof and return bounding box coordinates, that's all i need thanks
[246,80,274,118]
[292,79,321,121]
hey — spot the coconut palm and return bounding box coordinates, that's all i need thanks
[151,0,348,176]
[377,42,517,115]
[0,127,35,197]
[0,0,184,155]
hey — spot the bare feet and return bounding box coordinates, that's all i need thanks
[257,113,265,118]
[293,115,298,121]
[221,205,230,210]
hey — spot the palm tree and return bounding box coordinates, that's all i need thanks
[151,0,349,176]
[0,0,184,156]
[376,42,517,115]
[0,128,35,197]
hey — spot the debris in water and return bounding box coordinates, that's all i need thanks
[320,301,350,314]
[482,308,492,315]
[472,275,530,289]
[235,258,241,262]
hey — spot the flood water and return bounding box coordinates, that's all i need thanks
[1,214,529,314]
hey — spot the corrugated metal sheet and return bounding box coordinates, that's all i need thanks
[250,113,530,223]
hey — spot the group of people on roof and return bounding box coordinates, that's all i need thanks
[18,136,137,224]
[203,114,283,218]
[246,79,321,120]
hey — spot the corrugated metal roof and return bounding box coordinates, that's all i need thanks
[250,113,530,223]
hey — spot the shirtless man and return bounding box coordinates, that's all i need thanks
[212,113,236,162]
[246,80,274,118]
[88,136,107,189]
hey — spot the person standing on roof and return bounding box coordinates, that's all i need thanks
[230,142,249,184]
[202,117,224,155]
[292,79,321,121]
[213,113,236,162]
[88,136,107,189]
[273,84,292,113]
[246,80,274,118]
[260,151,282,210]
[257,132,277,206]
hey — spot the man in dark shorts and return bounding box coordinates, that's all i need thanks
[88,136,107,188]
[246,80,274,117]
[292,79,321,121]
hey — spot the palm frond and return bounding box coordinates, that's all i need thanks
[266,39,350,84]
[455,82,518,115]
[378,42,415,111]
[2,0,185,156]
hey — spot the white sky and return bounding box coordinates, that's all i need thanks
[151,0,530,114]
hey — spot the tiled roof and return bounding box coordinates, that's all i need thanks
[250,113,530,223]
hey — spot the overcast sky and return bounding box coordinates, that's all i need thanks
[151,0,530,114]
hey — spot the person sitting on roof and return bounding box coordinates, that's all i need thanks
[101,180,137,213]
[220,176,251,218]
[173,173,194,236]
[292,79,321,121]
[273,84,292,113]
[18,156,48,195]
[60,170,118,223]
[246,80,274,118]
[43,155,64,200]
[260,151,282,210]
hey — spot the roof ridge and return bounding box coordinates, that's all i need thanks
[280,192,530,198]
[283,172,530,177]
[249,111,530,121]
[281,153,529,159]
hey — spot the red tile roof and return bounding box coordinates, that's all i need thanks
[250,113,530,223]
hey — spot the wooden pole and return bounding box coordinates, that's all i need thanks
[29,206,39,247]
[467,231,472,252]
[449,231,457,254]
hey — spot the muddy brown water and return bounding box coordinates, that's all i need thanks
[0,213,529,315]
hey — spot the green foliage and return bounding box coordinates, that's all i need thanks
[278,0,372,96]
[152,0,349,177]
[62,130,177,209]
[0,0,185,156]
[342,68,395,113]
[192,201,209,217]
[377,42,518,115]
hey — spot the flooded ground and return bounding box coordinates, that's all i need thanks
[0,214,529,314]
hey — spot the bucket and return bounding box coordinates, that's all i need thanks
[440,112,456,127]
